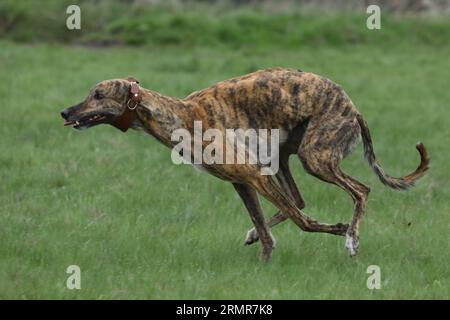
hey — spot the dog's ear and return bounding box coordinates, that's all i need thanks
[126,76,139,84]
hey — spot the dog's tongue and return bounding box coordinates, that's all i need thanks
[63,119,73,126]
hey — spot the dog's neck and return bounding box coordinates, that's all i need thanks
[130,89,191,148]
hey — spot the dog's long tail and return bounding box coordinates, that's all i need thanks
[356,114,430,190]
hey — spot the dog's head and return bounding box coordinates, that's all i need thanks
[60,77,139,130]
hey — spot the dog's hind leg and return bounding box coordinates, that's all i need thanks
[244,211,285,246]
[244,156,306,245]
[333,170,370,256]
[299,159,369,255]
[298,116,370,256]
[233,183,276,261]
[249,175,348,237]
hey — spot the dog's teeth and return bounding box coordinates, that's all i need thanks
[75,121,80,125]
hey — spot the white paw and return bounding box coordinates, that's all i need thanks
[269,232,277,249]
[345,233,359,257]
[245,228,259,245]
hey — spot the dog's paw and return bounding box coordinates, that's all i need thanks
[345,232,359,257]
[244,228,259,245]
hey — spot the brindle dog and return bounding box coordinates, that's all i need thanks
[61,68,429,261]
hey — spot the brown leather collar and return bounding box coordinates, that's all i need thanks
[111,80,142,132]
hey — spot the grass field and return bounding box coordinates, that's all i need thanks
[0,6,450,299]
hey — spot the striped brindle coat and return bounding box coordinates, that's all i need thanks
[61,68,429,260]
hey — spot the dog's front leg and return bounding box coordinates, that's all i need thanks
[233,183,275,261]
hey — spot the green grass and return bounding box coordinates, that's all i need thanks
[0,7,450,299]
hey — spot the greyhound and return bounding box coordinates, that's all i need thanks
[61,68,429,261]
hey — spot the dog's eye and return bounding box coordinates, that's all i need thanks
[94,90,105,100]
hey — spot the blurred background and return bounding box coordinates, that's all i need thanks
[2,0,450,46]
[0,0,449,299]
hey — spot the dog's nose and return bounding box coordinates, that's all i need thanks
[60,109,69,119]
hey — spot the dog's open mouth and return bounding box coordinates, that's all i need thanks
[64,113,112,129]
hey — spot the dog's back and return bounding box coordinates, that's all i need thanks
[184,68,357,134]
